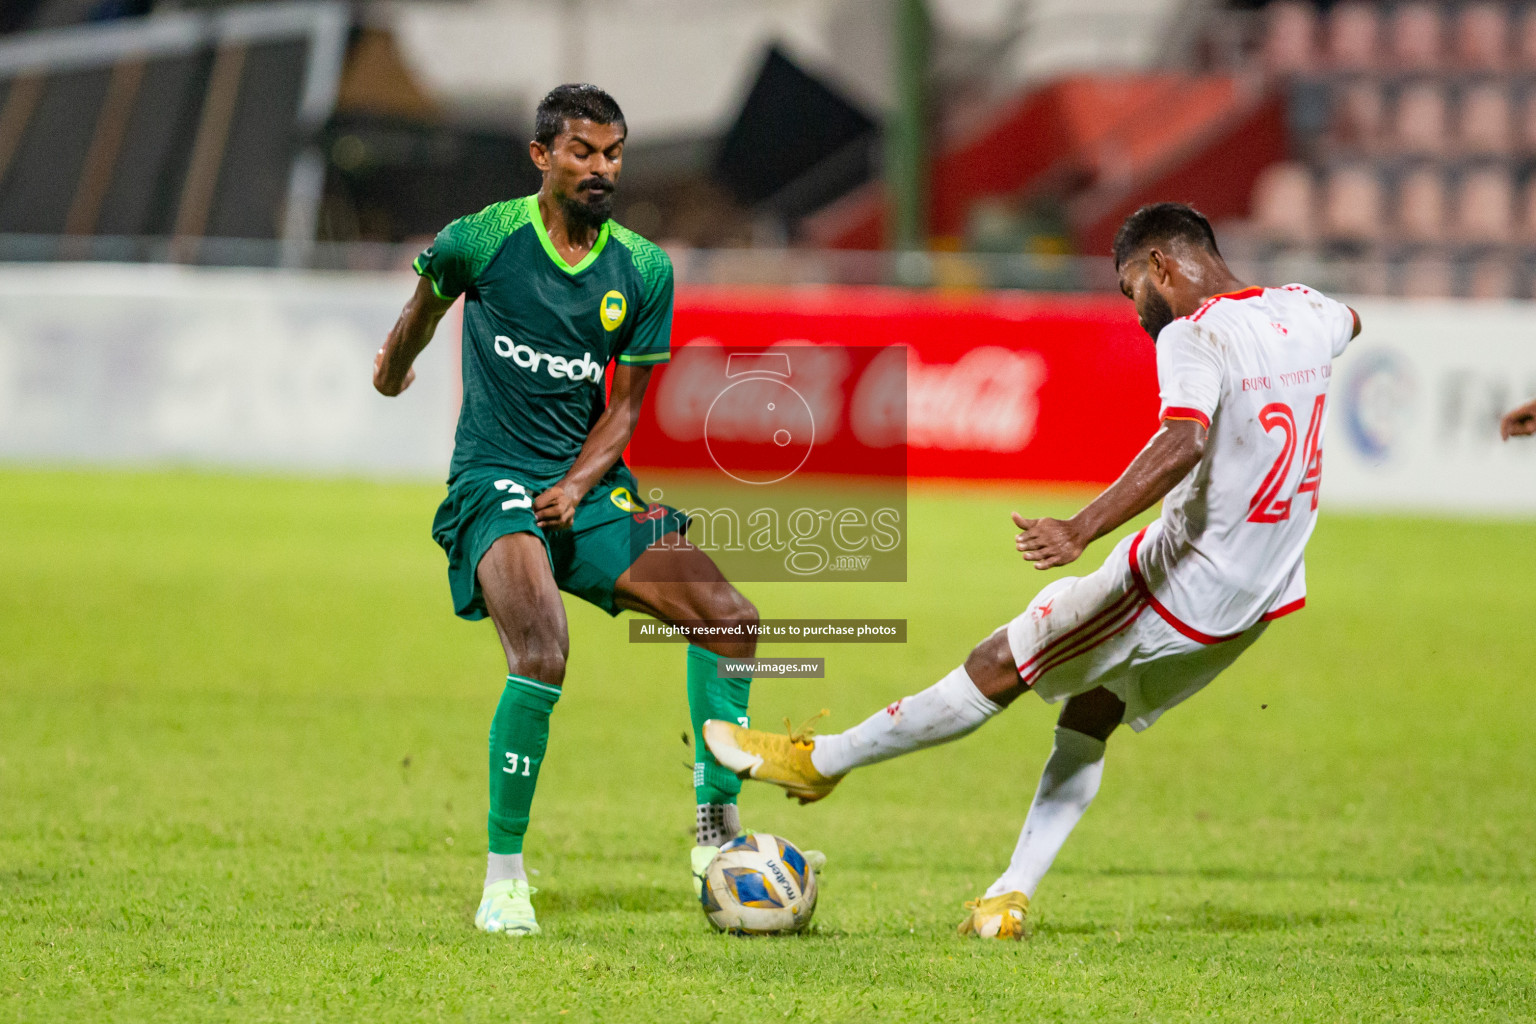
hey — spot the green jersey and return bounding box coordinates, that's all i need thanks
[414,194,674,482]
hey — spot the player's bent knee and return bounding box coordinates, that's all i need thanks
[686,589,755,629]
[1057,687,1123,742]
[508,645,567,688]
[702,592,758,658]
[691,584,754,625]
[727,593,759,630]
[964,628,1025,707]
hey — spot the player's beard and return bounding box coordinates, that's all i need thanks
[560,178,615,233]
[1139,288,1175,341]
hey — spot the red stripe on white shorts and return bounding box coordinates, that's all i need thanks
[1022,599,1147,686]
[1015,589,1141,683]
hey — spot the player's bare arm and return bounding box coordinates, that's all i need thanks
[1013,418,1207,570]
[533,364,652,529]
[1500,397,1536,440]
[373,275,454,396]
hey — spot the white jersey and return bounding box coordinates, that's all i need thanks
[1133,284,1356,642]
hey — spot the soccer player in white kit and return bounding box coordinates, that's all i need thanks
[703,203,1363,939]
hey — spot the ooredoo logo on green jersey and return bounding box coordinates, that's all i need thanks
[492,336,604,383]
[601,290,627,332]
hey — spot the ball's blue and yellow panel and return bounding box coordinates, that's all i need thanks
[775,837,808,891]
[723,867,784,909]
[722,834,759,854]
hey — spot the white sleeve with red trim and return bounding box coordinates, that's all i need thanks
[1323,296,1356,358]
[1283,284,1356,358]
[1155,319,1223,427]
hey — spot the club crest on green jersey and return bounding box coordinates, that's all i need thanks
[601,290,627,332]
[609,486,646,512]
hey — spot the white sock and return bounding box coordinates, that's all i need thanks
[484,852,526,887]
[695,803,741,847]
[985,726,1106,899]
[810,666,1002,778]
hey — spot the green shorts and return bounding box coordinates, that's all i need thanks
[432,464,690,620]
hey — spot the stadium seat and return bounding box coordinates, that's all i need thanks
[1397,254,1455,297]
[1453,167,1516,242]
[1386,2,1444,71]
[1456,83,1514,156]
[1322,165,1385,242]
[1518,90,1536,153]
[1334,256,1389,296]
[1249,161,1317,244]
[1516,179,1536,241]
[1395,165,1447,242]
[1467,255,1517,298]
[1519,7,1536,68]
[1263,0,1318,75]
[1325,1,1380,71]
[1389,82,1449,155]
[1453,2,1510,70]
[1332,79,1385,150]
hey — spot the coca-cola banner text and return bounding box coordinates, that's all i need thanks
[631,287,1160,485]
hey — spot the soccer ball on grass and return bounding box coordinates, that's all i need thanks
[699,832,818,934]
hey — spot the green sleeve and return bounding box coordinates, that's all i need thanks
[614,232,674,365]
[414,198,531,301]
[413,222,474,301]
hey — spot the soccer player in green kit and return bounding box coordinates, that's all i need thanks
[372,84,768,936]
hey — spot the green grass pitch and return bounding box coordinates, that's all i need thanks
[3,467,1534,1022]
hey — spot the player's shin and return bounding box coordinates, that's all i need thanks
[809,666,1001,778]
[687,645,751,844]
[486,674,560,873]
[985,726,1106,899]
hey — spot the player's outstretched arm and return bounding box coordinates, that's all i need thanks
[533,363,654,530]
[1013,419,1207,570]
[374,276,454,396]
[1500,398,1536,440]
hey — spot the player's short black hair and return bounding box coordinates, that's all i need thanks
[1112,202,1221,269]
[533,84,626,146]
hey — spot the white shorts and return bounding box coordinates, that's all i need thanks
[1004,534,1267,731]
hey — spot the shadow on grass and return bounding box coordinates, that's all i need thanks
[1079,865,1317,883]
[1045,905,1355,936]
[537,883,686,915]
[1075,863,1526,886]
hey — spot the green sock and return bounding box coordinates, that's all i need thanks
[487,674,561,856]
[687,645,752,805]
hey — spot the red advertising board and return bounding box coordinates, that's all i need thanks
[628,287,1160,485]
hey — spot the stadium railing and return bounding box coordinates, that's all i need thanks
[0,231,1522,298]
[0,234,1131,291]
